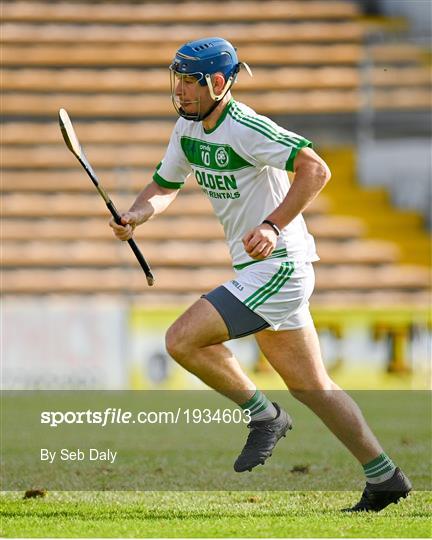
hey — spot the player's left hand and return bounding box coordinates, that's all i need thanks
[242,224,278,260]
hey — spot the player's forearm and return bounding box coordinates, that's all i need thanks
[128,181,179,224]
[266,154,331,230]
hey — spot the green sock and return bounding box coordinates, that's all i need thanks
[240,389,277,422]
[363,452,396,484]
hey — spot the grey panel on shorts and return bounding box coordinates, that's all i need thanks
[203,285,270,339]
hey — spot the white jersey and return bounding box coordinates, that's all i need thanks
[153,98,319,268]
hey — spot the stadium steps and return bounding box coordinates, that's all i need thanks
[0,191,327,218]
[3,91,363,117]
[0,169,210,193]
[370,66,430,87]
[3,66,429,93]
[1,0,430,301]
[2,265,428,295]
[3,88,431,120]
[358,233,431,268]
[1,21,365,44]
[2,143,168,169]
[2,43,364,67]
[1,1,361,23]
[372,89,431,110]
[1,43,424,68]
[360,15,410,35]
[369,43,426,64]
[308,290,430,307]
[1,67,362,92]
[321,148,432,267]
[1,169,168,192]
[3,89,429,118]
[1,123,175,145]
[0,216,365,242]
[1,239,400,267]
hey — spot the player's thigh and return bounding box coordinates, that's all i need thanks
[254,323,332,390]
[166,297,230,351]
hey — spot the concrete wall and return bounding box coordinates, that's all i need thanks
[381,0,432,38]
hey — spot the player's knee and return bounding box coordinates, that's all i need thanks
[165,324,191,364]
[165,325,182,360]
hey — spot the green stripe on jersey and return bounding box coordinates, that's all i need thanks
[233,248,288,270]
[203,98,234,134]
[285,139,312,172]
[245,261,295,311]
[230,102,311,149]
[228,103,312,171]
[153,171,184,190]
[153,161,184,189]
[180,136,253,172]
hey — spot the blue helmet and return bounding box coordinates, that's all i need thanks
[170,37,240,86]
[170,37,252,121]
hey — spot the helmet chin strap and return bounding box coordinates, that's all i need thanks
[181,62,253,122]
[204,72,236,102]
[182,76,233,122]
[189,71,235,121]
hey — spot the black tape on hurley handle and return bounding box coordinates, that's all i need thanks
[107,201,154,286]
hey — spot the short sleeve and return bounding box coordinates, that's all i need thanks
[230,108,312,173]
[153,120,192,189]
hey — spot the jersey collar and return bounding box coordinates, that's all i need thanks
[203,98,234,135]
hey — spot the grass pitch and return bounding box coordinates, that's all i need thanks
[1,490,431,538]
[2,390,430,537]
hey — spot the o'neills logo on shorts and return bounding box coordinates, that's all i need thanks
[231,280,244,291]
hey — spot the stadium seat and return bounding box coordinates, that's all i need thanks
[1,67,361,92]
[2,265,428,294]
[1,2,360,24]
[2,43,364,66]
[3,66,429,94]
[2,22,364,44]
[2,91,362,117]
[0,192,328,218]
[1,0,430,302]
[1,215,364,242]
[1,121,175,144]
[1,238,399,267]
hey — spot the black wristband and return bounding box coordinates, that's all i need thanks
[262,219,281,236]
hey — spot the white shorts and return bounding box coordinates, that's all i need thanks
[222,260,315,331]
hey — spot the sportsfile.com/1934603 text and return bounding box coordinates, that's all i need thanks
[40,408,252,428]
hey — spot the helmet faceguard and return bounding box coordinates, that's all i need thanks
[169,37,252,121]
[169,69,206,121]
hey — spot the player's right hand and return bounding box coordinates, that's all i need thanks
[109,212,138,241]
